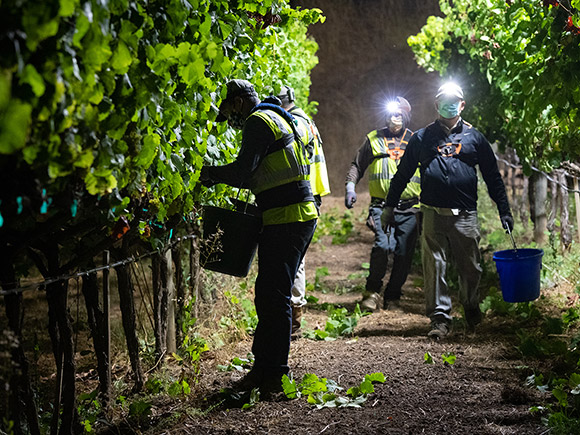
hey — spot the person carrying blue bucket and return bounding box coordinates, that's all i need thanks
[382,81,514,340]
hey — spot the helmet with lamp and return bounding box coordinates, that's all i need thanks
[276,85,295,106]
[385,96,411,133]
[436,82,464,100]
[435,82,465,120]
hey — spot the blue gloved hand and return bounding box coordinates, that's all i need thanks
[501,215,514,232]
[345,191,357,209]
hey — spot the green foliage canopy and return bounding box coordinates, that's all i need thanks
[0,0,324,248]
[408,0,580,172]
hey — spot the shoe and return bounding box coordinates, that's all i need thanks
[291,306,302,335]
[232,369,284,394]
[361,292,380,311]
[260,374,284,394]
[232,369,262,391]
[465,307,482,329]
[383,298,401,310]
[427,321,451,340]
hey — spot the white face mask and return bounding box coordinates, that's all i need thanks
[389,114,403,126]
[387,114,403,132]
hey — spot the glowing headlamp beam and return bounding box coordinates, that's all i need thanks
[385,101,400,114]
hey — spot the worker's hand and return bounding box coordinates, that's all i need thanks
[365,213,376,232]
[501,215,514,232]
[381,206,395,231]
[345,191,357,209]
[200,166,217,188]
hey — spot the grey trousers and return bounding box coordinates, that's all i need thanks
[421,208,482,322]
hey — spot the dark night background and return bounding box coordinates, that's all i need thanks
[292,0,443,193]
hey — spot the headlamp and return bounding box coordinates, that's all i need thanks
[386,101,400,115]
[436,82,464,100]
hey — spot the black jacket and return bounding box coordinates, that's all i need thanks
[385,119,511,217]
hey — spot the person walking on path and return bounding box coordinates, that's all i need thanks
[383,82,513,340]
[345,97,421,312]
[276,85,330,335]
[200,79,318,391]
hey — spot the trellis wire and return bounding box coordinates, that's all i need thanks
[494,153,580,194]
[0,234,197,296]
[2,154,577,296]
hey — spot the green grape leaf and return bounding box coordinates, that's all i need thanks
[20,64,46,97]
[111,41,132,73]
[133,134,160,168]
[0,100,32,154]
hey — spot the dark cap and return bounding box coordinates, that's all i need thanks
[216,79,257,122]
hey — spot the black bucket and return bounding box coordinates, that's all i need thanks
[201,206,262,277]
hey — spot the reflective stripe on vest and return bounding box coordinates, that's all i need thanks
[291,107,331,197]
[249,109,318,225]
[368,128,421,199]
[262,201,319,226]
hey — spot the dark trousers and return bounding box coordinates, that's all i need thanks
[366,205,419,299]
[252,219,316,376]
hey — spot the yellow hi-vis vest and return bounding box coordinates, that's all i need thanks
[290,107,331,197]
[368,128,421,202]
[249,109,318,225]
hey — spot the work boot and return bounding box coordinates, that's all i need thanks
[427,321,451,340]
[232,368,262,391]
[232,369,284,396]
[361,292,380,312]
[291,306,302,335]
[383,298,401,311]
[260,373,285,395]
[465,307,483,329]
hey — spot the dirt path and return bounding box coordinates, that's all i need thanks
[170,195,545,434]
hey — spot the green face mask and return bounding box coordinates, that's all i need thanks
[437,99,462,119]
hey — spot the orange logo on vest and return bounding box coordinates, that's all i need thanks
[438,142,461,157]
[386,148,405,160]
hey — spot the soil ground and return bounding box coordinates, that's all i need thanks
[163,194,550,435]
[3,194,558,434]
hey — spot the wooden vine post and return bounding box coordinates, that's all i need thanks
[562,162,580,244]
[0,0,324,432]
[529,172,548,244]
[102,251,111,406]
[575,178,580,244]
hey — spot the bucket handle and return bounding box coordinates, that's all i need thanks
[234,185,252,214]
[505,222,518,252]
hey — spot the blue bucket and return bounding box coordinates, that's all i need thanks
[492,248,544,303]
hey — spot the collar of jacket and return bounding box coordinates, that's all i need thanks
[377,127,404,139]
[436,117,464,135]
[251,102,296,126]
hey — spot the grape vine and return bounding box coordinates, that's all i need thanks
[0,0,324,250]
[0,1,325,432]
[408,0,580,172]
